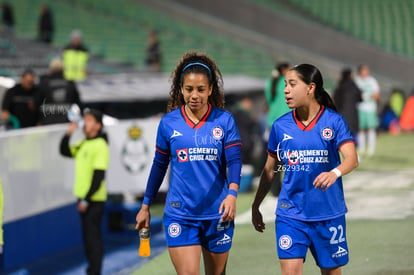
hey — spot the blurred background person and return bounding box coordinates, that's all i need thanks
[145,30,162,72]
[231,96,256,166]
[399,88,414,132]
[63,30,89,81]
[60,108,109,275]
[263,62,291,197]
[1,2,14,34]
[1,69,39,129]
[38,5,54,44]
[333,68,362,141]
[388,88,405,119]
[355,64,380,158]
[37,58,81,125]
[264,62,291,128]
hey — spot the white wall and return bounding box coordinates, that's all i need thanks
[0,118,166,223]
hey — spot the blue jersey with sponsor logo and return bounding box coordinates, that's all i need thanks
[268,106,354,221]
[156,104,241,220]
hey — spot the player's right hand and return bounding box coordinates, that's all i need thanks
[135,204,150,231]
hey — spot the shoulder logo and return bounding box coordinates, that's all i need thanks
[171,130,183,138]
[212,126,224,140]
[321,127,334,140]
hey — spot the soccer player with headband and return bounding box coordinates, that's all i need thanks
[136,51,242,274]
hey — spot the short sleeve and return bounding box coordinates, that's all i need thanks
[372,78,380,92]
[93,140,109,170]
[334,115,354,150]
[155,118,170,155]
[267,122,279,157]
[224,114,241,148]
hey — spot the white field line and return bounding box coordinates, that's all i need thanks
[236,169,414,224]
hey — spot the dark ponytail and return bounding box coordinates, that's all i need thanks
[290,64,337,111]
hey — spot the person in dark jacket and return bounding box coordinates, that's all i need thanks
[333,68,362,139]
[1,3,14,32]
[1,69,39,128]
[145,30,162,72]
[38,5,54,44]
[38,58,81,125]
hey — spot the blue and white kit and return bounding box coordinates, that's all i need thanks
[142,104,241,251]
[268,106,354,268]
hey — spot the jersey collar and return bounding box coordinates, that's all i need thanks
[181,103,212,129]
[293,105,325,131]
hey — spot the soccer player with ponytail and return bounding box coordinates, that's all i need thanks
[252,64,358,275]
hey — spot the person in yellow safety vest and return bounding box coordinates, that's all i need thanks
[62,30,89,81]
[59,108,109,275]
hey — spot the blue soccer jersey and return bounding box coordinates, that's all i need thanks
[155,104,241,220]
[268,106,354,221]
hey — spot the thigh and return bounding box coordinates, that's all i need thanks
[309,215,349,269]
[202,247,229,275]
[275,215,310,260]
[168,245,201,275]
[280,258,304,275]
[366,111,379,129]
[81,202,105,231]
[358,110,368,129]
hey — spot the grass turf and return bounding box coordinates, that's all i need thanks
[133,133,414,274]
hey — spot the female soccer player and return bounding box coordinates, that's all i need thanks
[136,51,242,275]
[252,64,358,275]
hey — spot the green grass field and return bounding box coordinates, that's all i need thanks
[134,133,414,274]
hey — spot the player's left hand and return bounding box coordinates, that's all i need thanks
[219,195,237,222]
[313,171,338,191]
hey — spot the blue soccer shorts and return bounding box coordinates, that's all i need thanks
[163,214,234,253]
[275,215,349,269]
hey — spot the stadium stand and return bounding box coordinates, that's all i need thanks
[9,0,273,78]
[1,1,414,273]
[257,0,414,60]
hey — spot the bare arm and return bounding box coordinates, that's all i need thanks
[252,154,278,232]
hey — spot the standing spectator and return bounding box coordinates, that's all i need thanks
[38,58,81,125]
[264,62,291,128]
[1,69,39,128]
[231,96,256,165]
[264,62,291,197]
[38,5,54,44]
[145,30,162,72]
[1,3,14,33]
[63,30,89,81]
[135,51,242,275]
[388,88,405,118]
[333,68,362,140]
[354,64,380,158]
[252,64,358,275]
[59,108,109,275]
